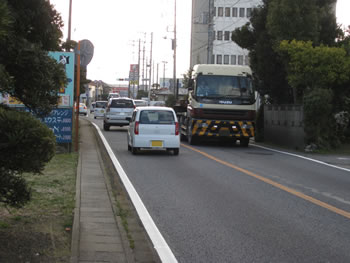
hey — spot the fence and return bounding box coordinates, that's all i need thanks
[264,105,305,150]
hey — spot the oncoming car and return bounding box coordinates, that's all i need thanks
[127,106,180,155]
[103,98,135,130]
[93,100,107,119]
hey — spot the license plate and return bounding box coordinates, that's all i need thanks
[219,128,230,136]
[151,141,163,147]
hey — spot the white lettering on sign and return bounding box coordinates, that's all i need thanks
[219,100,233,104]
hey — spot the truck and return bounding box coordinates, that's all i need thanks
[175,64,257,146]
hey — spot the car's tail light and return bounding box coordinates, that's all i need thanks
[134,121,139,135]
[175,122,179,135]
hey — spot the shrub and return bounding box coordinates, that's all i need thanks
[0,107,56,174]
[303,88,335,149]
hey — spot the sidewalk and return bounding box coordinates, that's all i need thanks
[71,119,129,263]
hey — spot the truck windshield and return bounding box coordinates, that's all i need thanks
[195,75,254,100]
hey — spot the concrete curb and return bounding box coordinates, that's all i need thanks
[93,127,135,263]
[70,138,82,263]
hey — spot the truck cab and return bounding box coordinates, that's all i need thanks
[182,64,256,146]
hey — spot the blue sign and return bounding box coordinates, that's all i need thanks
[48,52,75,107]
[39,108,73,143]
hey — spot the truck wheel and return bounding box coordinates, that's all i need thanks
[173,148,179,155]
[240,138,249,147]
[103,123,110,131]
[187,120,198,145]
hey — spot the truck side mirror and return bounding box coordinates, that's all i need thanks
[188,79,194,91]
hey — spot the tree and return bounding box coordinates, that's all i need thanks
[231,0,341,103]
[0,0,66,207]
[182,67,193,90]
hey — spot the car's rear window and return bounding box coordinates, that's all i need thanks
[110,99,134,108]
[96,101,107,108]
[139,110,175,124]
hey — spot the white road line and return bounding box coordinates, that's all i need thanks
[92,122,178,263]
[251,143,350,173]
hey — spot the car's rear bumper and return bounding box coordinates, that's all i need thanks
[133,135,180,148]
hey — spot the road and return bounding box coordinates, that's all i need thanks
[88,115,350,262]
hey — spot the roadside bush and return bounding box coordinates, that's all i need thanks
[0,107,56,174]
[303,88,335,149]
[166,94,176,107]
[0,106,56,207]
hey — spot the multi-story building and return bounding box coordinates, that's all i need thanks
[191,0,338,68]
[190,0,261,67]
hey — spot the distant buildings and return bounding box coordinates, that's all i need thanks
[191,0,262,68]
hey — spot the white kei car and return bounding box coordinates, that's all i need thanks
[93,100,107,119]
[127,106,180,155]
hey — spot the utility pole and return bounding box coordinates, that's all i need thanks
[148,32,153,101]
[207,0,214,63]
[137,39,141,97]
[142,39,146,90]
[173,0,177,96]
[68,0,72,41]
[156,63,159,89]
[162,61,167,88]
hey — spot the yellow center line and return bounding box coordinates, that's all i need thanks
[181,143,350,220]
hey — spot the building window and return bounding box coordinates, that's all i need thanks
[239,8,245,17]
[218,7,223,17]
[238,55,244,65]
[232,8,238,17]
[214,7,216,17]
[231,55,237,65]
[247,8,252,17]
[224,31,230,41]
[245,55,250,65]
[225,7,231,17]
[217,55,222,64]
[224,55,229,64]
[217,31,223,41]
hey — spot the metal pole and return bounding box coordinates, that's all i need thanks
[74,41,81,152]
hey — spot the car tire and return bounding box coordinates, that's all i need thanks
[128,143,131,151]
[94,116,96,119]
[173,148,179,155]
[131,146,138,155]
[103,123,110,131]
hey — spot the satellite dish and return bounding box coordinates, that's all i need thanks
[74,39,94,67]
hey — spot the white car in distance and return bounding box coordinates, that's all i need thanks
[127,106,180,155]
[93,100,107,119]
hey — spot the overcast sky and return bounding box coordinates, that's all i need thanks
[50,0,350,84]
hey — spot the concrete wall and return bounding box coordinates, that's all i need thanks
[264,105,305,150]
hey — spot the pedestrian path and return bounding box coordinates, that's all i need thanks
[71,120,127,263]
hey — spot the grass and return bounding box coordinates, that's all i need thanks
[0,152,78,262]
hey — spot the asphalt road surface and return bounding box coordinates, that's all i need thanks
[90,115,350,263]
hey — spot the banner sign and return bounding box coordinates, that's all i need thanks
[39,108,73,143]
[48,51,75,107]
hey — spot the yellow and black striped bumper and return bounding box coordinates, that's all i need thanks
[189,119,254,138]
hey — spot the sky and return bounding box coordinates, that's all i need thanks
[50,0,350,85]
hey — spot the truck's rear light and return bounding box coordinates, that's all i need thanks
[175,122,179,135]
[134,121,139,135]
